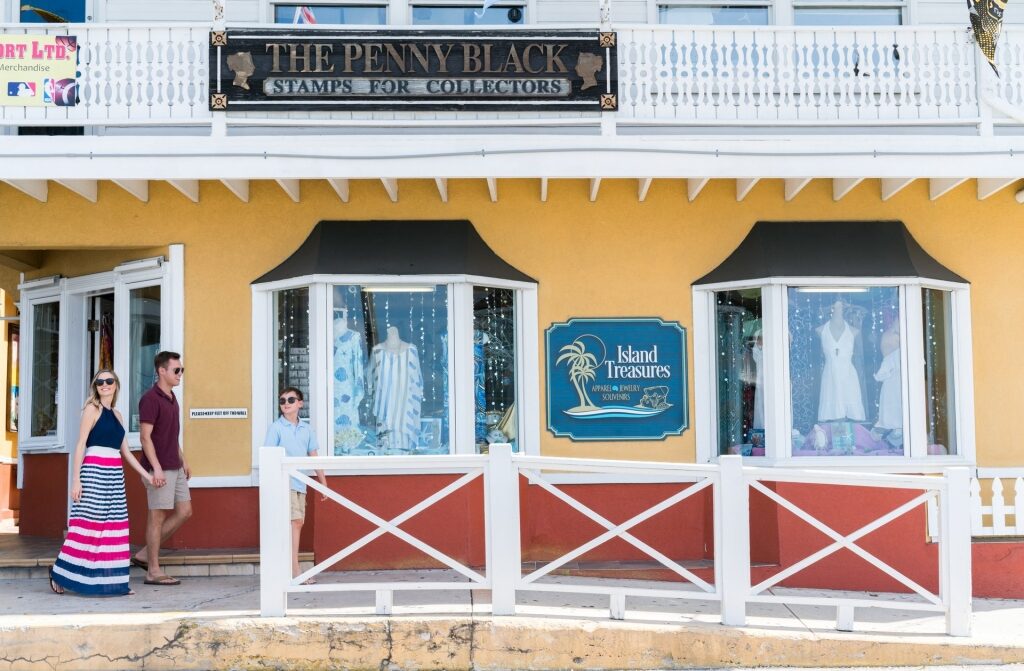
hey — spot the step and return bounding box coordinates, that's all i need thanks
[0,550,314,580]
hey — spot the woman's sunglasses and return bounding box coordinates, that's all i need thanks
[94,378,116,387]
[279,396,299,405]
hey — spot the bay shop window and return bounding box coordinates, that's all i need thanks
[692,221,974,468]
[252,220,539,458]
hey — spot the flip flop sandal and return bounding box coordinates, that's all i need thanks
[130,557,149,570]
[48,566,64,595]
[144,575,181,586]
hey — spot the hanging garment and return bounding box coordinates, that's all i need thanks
[873,348,902,430]
[369,344,424,452]
[474,331,487,444]
[333,328,366,451]
[818,322,866,421]
[51,407,130,596]
[752,343,765,430]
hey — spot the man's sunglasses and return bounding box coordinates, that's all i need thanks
[94,378,116,387]
[279,396,299,405]
[166,367,184,375]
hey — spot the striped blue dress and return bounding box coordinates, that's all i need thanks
[51,406,131,596]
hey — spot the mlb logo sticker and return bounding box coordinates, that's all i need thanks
[7,82,36,97]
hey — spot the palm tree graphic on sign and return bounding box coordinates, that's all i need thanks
[557,339,599,411]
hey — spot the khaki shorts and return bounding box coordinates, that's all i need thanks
[290,490,307,521]
[143,468,191,510]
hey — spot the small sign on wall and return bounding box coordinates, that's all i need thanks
[546,318,688,441]
[189,408,248,419]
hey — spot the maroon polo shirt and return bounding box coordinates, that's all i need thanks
[138,384,182,471]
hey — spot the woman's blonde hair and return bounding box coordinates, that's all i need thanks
[85,369,120,410]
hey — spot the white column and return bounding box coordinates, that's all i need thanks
[487,444,520,615]
[259,446,290,617]
[941,467,973,636]
[718,455,750,626]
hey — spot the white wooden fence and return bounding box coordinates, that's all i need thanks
[258,444,973,636]
[971,472,1024,537]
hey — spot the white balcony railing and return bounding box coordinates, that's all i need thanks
[259,445,973,636]
[3,22,1023,133]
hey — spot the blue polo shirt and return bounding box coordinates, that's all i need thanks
[264,416,319,493]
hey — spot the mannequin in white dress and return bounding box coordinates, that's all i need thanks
[369,326,424,452]
[873,323,902,431]
[817,300,866,422]
[751,331,765,430]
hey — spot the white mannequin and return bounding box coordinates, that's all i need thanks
[816,300,866,422]
[381,325,408,352]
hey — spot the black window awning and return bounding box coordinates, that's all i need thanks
[254,220,535,284]
[693,221,966,286]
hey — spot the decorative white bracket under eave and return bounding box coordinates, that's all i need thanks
[736,178,759,202]
[589,178,601,202]
[929,178,968,201]
[540,177,549,202]
[380,178,398,203]
[688,178,710,202]
[275,179,300,203]
[54,179,98,203]
[637,178,652,202]
[168,179,199,203]
[434,178,448,203]
[486,177,498,203]
[4,179,47,202]
[113,179,149,202]
[327,178,349,203]
[784,178,812,202]
[221,179,250,203]
[832,178,864,201]
[977,178,1017,200]
[881,178,915,201]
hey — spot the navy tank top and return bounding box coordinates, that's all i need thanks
[86,406,126,448]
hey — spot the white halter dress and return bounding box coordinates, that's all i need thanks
[817,322,865,422]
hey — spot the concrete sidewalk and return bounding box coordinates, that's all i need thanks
[2,571,1024,670]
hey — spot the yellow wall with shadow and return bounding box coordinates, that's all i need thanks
[0,176,1020,475]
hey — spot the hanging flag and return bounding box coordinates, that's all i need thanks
[969,0,1008,75]
[292,5,318,23]
[474,0,499,18]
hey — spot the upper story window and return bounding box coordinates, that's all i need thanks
[693,221,973,468]
[253,220,538,458]
[793,2,904,25]
[658,3,770,24]
[411,3,525,25]
[273,3,388,24]
[19,0,85,22]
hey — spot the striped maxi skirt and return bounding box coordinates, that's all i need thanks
[51,445,131,596]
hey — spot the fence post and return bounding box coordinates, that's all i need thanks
[487,443,520,615]
[259,446,290,617]
[941,466,972,636]
[718,455,749,626]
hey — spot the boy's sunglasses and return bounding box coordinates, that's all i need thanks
[94,378,116,387]
[279,396,299,405]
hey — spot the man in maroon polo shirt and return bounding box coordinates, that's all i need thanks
[132,351,192,585]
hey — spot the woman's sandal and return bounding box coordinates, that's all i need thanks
[48,566,64,595]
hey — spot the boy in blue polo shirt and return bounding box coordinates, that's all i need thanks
[264,387,328,582]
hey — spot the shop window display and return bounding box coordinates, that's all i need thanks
[331,285,449,456]
[473,287,517,453]
[788,287,904,457]
[714,288,764,456]
[275,288,311,420]
[923,289,957,456]
[128,286,161,432]
[30,301,60,437]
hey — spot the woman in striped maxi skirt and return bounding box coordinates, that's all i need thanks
[50,369,154,596]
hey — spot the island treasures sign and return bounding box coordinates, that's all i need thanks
[209,29,617,111]
[546,318,688,441]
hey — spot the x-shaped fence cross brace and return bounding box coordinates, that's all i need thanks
[519,470,716,593]
[749,481,942,606]
[291,469,487,587]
